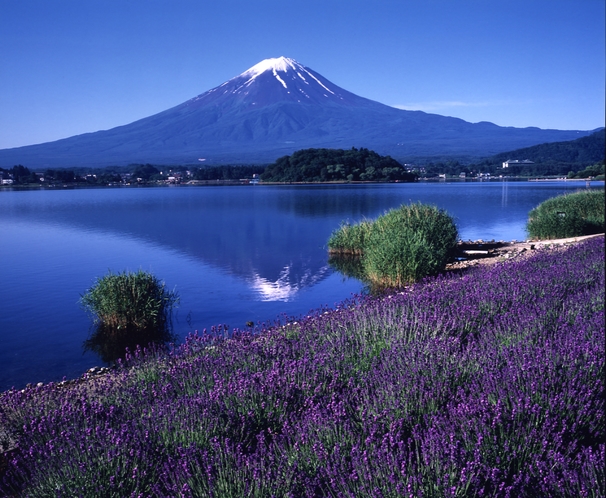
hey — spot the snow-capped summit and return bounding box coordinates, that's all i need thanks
[186,56,367,109]
[236,56,335,95]
[0,56,594,167]
[240,56,300,79]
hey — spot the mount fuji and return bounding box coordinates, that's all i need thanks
[0,57,596,167]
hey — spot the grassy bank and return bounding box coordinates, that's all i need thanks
[527,189,605,239]
[1,237,604,497]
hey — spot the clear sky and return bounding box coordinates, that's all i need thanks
[1,0,604,149]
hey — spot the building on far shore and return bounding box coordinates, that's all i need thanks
[502,159,534,168]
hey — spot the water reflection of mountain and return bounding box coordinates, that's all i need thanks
[5,182,602,299]
[248,262,332,302]
[97,196,335,285]
[6,186,357,293]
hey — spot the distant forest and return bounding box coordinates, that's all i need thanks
[0,163,266,186]
[260,147,416,182]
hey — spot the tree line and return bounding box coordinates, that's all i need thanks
[416,159,604,179]
[0,165,97,185]
[0,163,266,186]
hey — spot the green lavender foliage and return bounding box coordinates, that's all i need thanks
[527,189,605,239]
[1,237,603,497]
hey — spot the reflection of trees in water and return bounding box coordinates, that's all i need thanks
[274,186,379,218]
[328,254,365,282]
[329,254,405,296]
[83,324,176,364]
[328,254,382,295]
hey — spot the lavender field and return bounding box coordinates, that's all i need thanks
[1,236,604,497]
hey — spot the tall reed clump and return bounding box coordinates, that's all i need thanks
[328,203,458,287]
[80,270,179,338]
[526,189,605,239]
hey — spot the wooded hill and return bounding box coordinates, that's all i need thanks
[416,129,604,178]
[470,128,605,176]
[260,148,416,182]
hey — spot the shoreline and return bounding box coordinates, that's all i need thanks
[447,233,605,272]
[1,233,603,460]
[3,233,602,397]
[2,177,604,190]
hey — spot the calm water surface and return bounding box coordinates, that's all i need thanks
[1,181,602,390]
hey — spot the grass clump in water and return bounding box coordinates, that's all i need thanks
[80,269,179,340]
[526,189,605,240]
[328,203,458,287]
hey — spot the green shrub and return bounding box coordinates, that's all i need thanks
[363,204,458,287]
[81,270,179,338]
[526,189,605,239]
[328,203,458,287]
[362,227,433,286]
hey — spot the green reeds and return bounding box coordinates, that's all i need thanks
[328,203,458,287]
[80,270,179,340]
[526,189,605,239]
[327,219,373,255]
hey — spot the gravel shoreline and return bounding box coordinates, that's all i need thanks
[446,233,604,272]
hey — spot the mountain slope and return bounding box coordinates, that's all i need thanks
[0,57,597,167]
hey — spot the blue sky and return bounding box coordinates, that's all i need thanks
[1,0,604,149]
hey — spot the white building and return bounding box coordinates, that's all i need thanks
[502,159,534,168]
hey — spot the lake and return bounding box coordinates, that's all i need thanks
[1,180,602,391]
